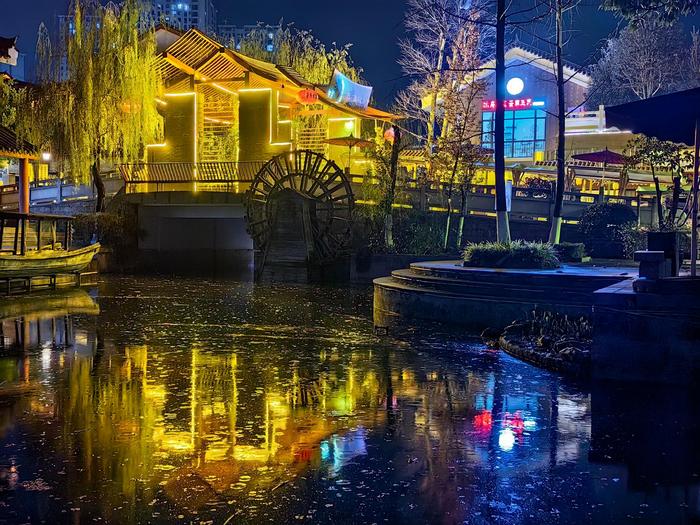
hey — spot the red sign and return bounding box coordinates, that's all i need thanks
[482,98,533,111]
[298,89,319,105]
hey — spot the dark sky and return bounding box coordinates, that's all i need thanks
[2,1,699,105]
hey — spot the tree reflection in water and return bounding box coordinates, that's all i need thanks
[0,277,698,524]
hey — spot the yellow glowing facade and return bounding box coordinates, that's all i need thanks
[149,27,395,176]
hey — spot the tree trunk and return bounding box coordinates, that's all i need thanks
[669,174,681,226]
[443,155,460,251]
[92,160,106,213]
[384,214,394,250]
[548,0,566,245]
[457,186,468,249]
[426,34,447,162]
[652,165,664,229]
[494,0,511,243]
[384,126,402,250]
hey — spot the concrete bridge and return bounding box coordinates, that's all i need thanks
[116,153,662,280]
[3,152,663,280]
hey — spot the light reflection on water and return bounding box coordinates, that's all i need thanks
[0,277,698,524]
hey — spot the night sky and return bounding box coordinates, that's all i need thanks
[2,1,699,105]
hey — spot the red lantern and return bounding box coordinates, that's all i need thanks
[383,127,395,143]
[298,89,319,105]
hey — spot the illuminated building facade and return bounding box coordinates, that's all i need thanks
[433,45,655,193]
[147,27,393,180]
[150,0,218,35]
[475,46,593,163]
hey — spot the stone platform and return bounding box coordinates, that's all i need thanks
[373,260,636,331]
[593,277,700,384]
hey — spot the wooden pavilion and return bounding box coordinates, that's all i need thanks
[0,125,38,213]
[148,27,395,176]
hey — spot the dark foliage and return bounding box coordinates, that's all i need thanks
[463,241,560,269]
[578,203,644,258]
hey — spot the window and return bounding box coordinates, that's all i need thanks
[481,109,546,158]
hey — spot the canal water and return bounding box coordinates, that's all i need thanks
[0,277,698,524]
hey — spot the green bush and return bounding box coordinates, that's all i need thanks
[578,203,641,259]
[355,209,448,255]
[463,241,560,269]
[554,242,586,262]
[72,211,140,253]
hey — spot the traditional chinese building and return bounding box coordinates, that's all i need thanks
[147,27,394,178]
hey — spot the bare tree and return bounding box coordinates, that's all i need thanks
[591,23,692,106]
[433,21,486,250]
[602,0,698,25]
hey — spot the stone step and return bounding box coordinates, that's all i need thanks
[388,269,598,307]
[405,261,634,291]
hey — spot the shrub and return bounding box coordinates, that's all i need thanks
[72,211,140,253]
[525,310,593,342]
[463,241,560,269]
[554,242,586,262]
[355,209,449,255]
[578,203,637,236]
[578,203,640,259]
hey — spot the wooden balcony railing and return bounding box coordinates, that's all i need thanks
[119,162,265,184]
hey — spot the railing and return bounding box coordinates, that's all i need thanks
[0,184,19,210]
[395,184,660,227]
[120,162,265,184]
[0,175,123,209]
[0,211,73,256]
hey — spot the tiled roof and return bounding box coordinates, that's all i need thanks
[158,28,397,120]
[0,126,38,159]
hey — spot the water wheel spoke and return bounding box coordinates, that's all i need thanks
[246,151,354,259]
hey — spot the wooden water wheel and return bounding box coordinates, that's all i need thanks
[246,150,354,261]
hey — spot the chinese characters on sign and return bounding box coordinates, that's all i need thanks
[482,98,533,111]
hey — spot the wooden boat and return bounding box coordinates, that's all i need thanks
[0,243,100,278]
[0,211,100,280]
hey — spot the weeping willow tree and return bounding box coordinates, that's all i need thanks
[237,23,363,85]
[0,75,20,128]
[30,0,162,212]
[238,23,364,156]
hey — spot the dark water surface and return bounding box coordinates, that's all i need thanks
[0,277,699,524]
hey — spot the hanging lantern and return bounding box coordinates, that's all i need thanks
[383,127,395,143]
[298,89,319,105]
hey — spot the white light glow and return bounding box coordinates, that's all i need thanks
[506,77,525,96]
[498,428,515,451]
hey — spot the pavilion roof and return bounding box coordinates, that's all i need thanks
[0,36,16,60]
[157,28,397,121]
[0,126,38,160]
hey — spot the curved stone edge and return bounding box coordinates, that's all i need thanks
[498,335,591,378]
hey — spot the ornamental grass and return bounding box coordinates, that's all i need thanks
[463,241,560,269]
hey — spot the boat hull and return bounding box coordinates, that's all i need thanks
[0,243,101,279]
